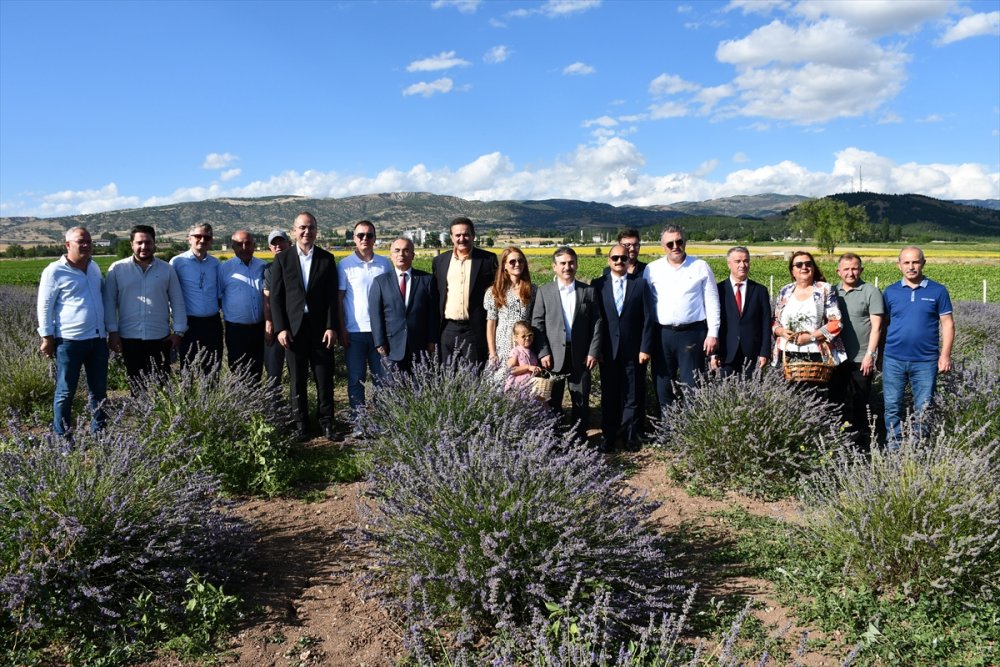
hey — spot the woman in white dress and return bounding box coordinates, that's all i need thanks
[485,246,537,369]
[772,250,847,367]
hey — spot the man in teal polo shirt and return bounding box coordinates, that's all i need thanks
[881,246,954,444]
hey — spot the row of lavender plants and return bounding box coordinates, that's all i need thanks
[648,301,998,662]
[0,286,304,663]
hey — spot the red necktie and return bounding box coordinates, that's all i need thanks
[399,272,407,303]
[734,282,743,314]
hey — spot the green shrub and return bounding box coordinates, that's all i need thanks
[654,370,850,499]
[0,287,54,418]
[121,352,296,496]
[800,419,1000,601]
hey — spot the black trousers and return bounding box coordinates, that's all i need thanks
[285,318,335,427]
[600,357,643,447]
[652,323,707,412]
[121,337,172,385]
[440,320,486,367]
[225,320,265,380]
[181,314,223,374]
[547,344,591,443]
[829,360,881,449]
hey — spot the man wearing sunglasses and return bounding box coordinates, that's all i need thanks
[591,244,654,452]
[643,225,720,412]
[170,223,222,373]
[338,220,393,428]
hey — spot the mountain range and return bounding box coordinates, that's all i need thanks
[1,192,997,244]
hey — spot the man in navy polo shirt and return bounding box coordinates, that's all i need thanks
[882,246,954,444]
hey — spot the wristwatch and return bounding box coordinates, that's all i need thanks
[866,350,878,359]
[809,335,817,343]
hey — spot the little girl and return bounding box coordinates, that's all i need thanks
[505,320,541,393]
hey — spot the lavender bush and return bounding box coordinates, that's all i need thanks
[0,422,250,655]
[932,344,1000,459]
[120,349,296,496]
[361,425,685,647]
[951,301,997,361]
[654,370,850,499]
[358,355,557,471]
[800,418,1000,601]
[0,287,54,417]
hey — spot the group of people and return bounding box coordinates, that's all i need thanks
[37,214,954,451]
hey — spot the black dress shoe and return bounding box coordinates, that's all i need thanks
[294,423,309,440]
[322,422,338,441]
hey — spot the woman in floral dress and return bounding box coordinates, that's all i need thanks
[485,246,536,369]
[772,250,847,368]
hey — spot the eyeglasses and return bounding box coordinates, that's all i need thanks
[231,240,253,247]
[664,240,684,249]
[793,261,814,269]
[507,258,525,266]
[355,232,375,240]
[190,234,213,241]
[609,255,627,262]
[620,242,638,248]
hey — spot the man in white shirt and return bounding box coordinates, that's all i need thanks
[170,223,222,372]
[105,225,187,384]
[337,220,393,423]
[643,225,720,413]
[220,230,267,378]
[531,246,603,444]
[37,226,109,436]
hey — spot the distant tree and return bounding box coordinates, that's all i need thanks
[100,231,117,241]
[788,198,870,254]
[5,243,25,258]
[484,237,495,247]
[116,240,131,258]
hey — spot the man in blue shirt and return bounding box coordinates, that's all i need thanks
[37,226,109,436]
[170,223,222,373]
[882,246,954,444]
[220,230,266,379]
[105,225,187,383]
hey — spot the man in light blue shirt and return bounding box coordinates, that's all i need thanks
[170,223,222,373]
[220,229,266,379]
[37,226,109,436]
[105,225,187,384]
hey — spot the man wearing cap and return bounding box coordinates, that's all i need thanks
[219,230,267,379]
[37,226,109,437]
[170,223,222,373]
[338,220,393,425]
[263,229,291,392]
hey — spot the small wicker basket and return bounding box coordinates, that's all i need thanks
[530,370,566,400]
[782,342,835,385]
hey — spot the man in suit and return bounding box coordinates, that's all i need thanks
[532,246,603,444]
[269,211,340,440]
[432,216,499,367]
[592,244,654,452]
[370,237,439,374]
[711,246,771,377]
[602,229,647,277]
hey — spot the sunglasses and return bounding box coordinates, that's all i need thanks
[793,261,814,269]
[507,258,525,266]
[664,240,684,249]
[190,234,212,240]
[609,255,627,262]
[355,232,375,240]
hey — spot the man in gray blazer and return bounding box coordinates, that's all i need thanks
[531,246,603,444]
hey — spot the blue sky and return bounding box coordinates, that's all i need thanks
[1,0,998,218]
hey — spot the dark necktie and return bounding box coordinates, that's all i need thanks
[399,272,407,304]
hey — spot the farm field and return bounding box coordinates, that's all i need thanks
[2,242,999,301]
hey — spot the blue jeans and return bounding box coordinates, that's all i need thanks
[53,337,109,435]
[882,356,937,445]
[345,331,385,417]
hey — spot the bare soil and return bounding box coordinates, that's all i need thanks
[147,439,847,667]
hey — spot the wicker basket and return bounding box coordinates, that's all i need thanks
[530,370,566,400]
[782,342,835,385]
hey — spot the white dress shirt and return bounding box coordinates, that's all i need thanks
[37,256,106,340]
[643,255,720,337]
[558,280,576,336]
[104,256,187,339]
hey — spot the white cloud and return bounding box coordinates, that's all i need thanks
[648,101,689,119]
[202,152,238,169]
[918,114,943,123]
[220,168,242,181]
[649,73,699,95]
[732,152,749,163]
[938,11,1000,45]
[582,115,618,128]
[483,45,511,64]
[430,0,481,13]
[878,112,903,124]
[795,0,951,37]
[676,4,693,14]
[406,51,470,72]
[540,0,601,18]
[724,1,791,16]
[563,62,595,76]
[403,78,454,97]
[6,143,998,218]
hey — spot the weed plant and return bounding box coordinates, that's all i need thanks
[358,355,556,471]
[654,369,849,499]
[0,423,249,660]
[0,287,54,419]
[362,425,684,648]
[121,351,296,496]
[800,418,1000,602]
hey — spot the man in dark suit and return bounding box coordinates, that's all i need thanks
[711,246,772,377]
[602,229,647,277]
[370,237,439,374]
[592,245,655,452]
[532,246,603,444]
[431,217,499,366]
[270,211,340,440]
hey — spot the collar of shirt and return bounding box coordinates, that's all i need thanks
[557,280,576,295]
[297,244,314,259]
